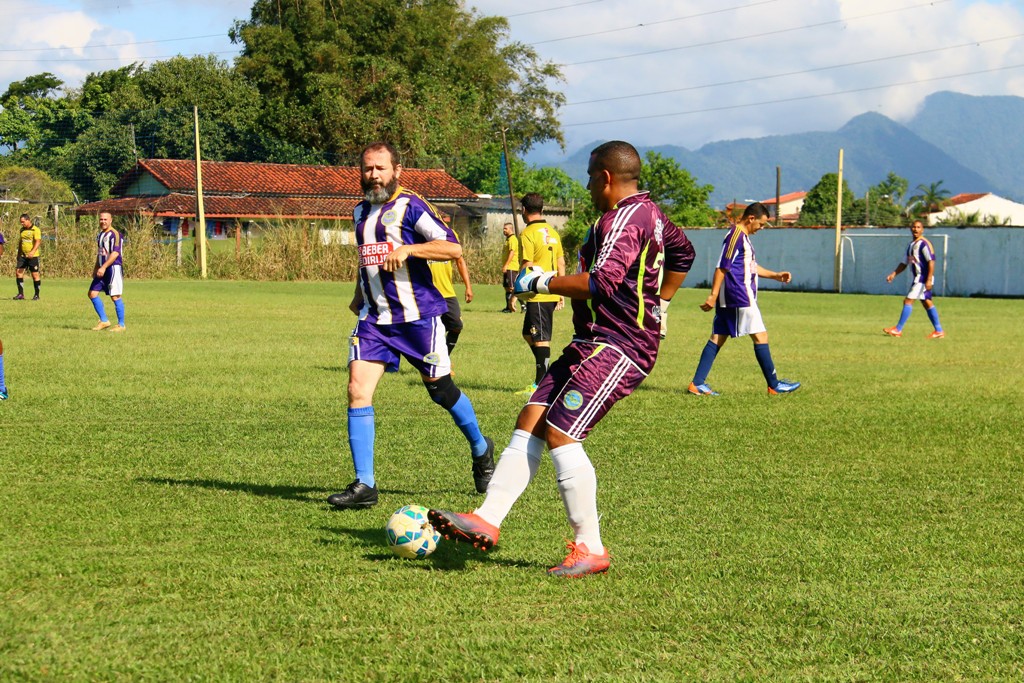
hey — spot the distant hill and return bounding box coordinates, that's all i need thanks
[540,92,1023,207]
[906,92,1024,200]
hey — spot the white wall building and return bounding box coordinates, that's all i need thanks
[927,192,1024,226]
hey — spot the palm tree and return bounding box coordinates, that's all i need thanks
[908,180,951,217]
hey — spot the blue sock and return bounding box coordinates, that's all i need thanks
[692,340,720,386]
[896,304,912,331]
[348,406,376,487]
[449,394,488,457]
[114,299,125,326]
[0,353,5,392]
[926,306,942,332]
[754,343,779,389]
[91,297,108,323]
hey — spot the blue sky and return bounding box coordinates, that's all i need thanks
[3,0,1024,156]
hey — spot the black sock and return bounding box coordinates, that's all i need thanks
[531,346,550,385]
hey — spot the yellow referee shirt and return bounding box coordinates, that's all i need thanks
[519,220,563,304]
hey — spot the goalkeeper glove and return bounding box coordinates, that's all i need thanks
[514,266,556,300]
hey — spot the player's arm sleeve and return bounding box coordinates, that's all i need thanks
[664,223,695,274]
[587,223,642,298]
[410,201,458,244]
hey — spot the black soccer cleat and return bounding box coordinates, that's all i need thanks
[472,437,495,494]
[327,480,378,509]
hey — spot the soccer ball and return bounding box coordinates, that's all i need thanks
[385,505,441,559]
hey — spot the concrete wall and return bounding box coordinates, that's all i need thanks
[680,227,1024,297]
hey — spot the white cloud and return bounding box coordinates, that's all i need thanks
[1,4,142,94]
[474,0,1024,151]
[2,0,1022,154]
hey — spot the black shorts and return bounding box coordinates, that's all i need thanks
[17,256,40,272]
[441,296,463,333]
[523,301,557,343]
[503,270,516,290]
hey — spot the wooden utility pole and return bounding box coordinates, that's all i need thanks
[775,167,782,223]
[833,148,844,292]
[193,106,208,279]
[500,127,522,263]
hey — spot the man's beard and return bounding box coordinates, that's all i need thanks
[362,177,398,204]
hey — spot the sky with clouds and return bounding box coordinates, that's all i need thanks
[2,0,1023,157]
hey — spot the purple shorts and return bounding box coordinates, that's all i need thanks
[529,340,647,441]
[88,265,123,297]
[348,316,450,378]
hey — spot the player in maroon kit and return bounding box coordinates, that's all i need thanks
[429,141,695,577]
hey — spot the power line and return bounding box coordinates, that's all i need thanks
[0,34,228,53]
[564,34,1024,106]
[559,0,954,66]
[0,49,243,64]
[533,0,782,45]
[505,1,607,18]
[562,63,1024,127]
[4,0,249,19]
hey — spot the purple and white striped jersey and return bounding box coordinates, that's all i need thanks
[716,226,757,308]
[905,238,935,284]
[97,229,123,267]
[354,187,458,325]
[571,191,695,373]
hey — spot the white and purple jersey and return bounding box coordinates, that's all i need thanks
[571,192,695,373]
[354,187,458,325]
[905,238,935,284]
[97,229,124,267]
[716,226,757,308]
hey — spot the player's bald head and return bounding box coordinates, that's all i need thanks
[589,140,641,182]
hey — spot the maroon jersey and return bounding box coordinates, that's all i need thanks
[571,191,695,372]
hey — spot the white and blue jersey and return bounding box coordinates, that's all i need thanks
[906,238,935,284]
[97,229,123,267]
[354,187,457,325]
[716,226,757,308]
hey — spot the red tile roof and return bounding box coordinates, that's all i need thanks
[946,192,989,206]
[110,159,476,201]
[77,158,474,220]
[758,191,807,206]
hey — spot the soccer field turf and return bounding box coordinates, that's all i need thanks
[2,280,1022,680]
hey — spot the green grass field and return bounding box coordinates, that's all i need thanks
[2,280,1022,681]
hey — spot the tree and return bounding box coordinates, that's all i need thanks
[873,172,909,210]
[849,174,907,226]
[638,152,716,227]
[229,0,565,161]
[908,180,951,217]
[1,73,63,105]
[796,173,856,226]
[0,165,74,203]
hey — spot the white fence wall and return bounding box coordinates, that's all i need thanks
[680,227,1024,297]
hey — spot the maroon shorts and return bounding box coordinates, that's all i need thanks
[529,340,647,441]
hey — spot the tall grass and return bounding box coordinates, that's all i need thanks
[23,216,503,283]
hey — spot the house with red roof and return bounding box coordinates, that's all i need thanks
[926,192,1024,226]
[74,158,480,238]
[723,191,806,226]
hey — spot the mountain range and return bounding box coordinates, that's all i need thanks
[536,92,1024,208]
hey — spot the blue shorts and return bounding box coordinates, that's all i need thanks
[89,265,123,297]
[529,340,647,441]
[348,317,451,378]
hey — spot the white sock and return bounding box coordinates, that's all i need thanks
[475,429,543,527]
[550,442,602,554]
